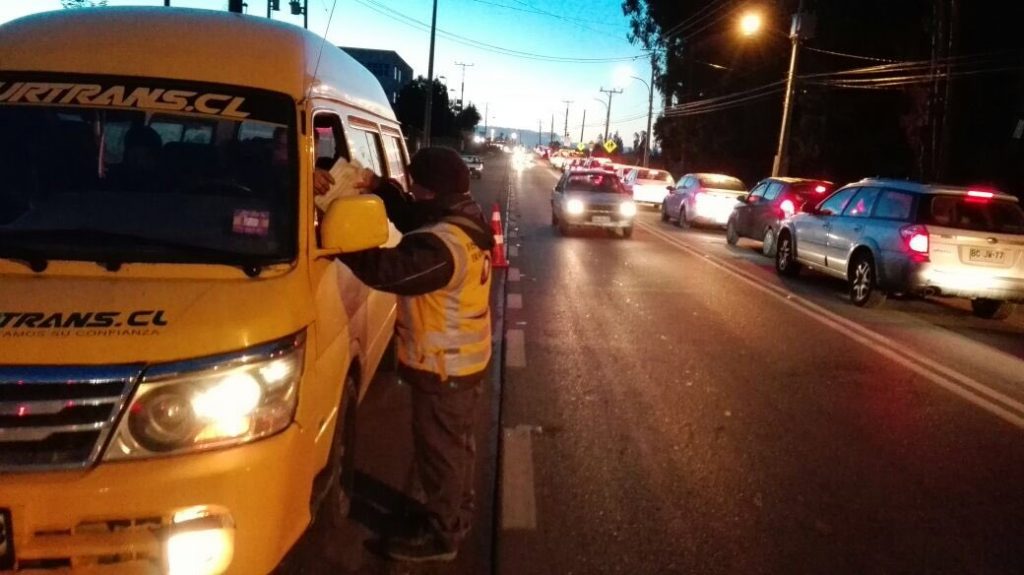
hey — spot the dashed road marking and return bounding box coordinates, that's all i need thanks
[505,328,526,367]
[509,267,522,282]
[501,425,537,530]
[509,245,519,258]
[507,293,523,309]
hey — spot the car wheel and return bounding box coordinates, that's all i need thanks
[762,227,777,257]
[621,226,633,239]
[726,218,739,245]
[775,232,801,277]
[660,201,669,222]
[558,220,570,236]
[676,207,689,228]
[849,253,887,308]
[971,298,1016,320]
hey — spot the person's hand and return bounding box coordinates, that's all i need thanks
[354,168,380,191]
[313,168,335,196]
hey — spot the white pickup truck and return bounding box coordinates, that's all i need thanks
[462,154,484,179]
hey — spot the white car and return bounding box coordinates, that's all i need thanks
[461,155,483,179]
[625,167,675,207]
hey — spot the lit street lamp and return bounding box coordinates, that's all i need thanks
[739,11,763,36]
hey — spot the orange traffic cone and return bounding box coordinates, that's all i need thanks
[490,204,509,268]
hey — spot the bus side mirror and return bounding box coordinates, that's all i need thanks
[320,195,389,254]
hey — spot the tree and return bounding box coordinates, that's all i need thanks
[61,0,107,7]
[455,104,481,134]
[394,76,460,140]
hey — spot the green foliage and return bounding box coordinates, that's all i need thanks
[395,77,480,140]
[61,0,107,7]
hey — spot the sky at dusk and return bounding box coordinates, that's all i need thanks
[0,0,658,145]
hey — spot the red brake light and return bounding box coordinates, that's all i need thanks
[780,199,796,217]
[967,190,994,199]
[900,225,930,258]
[815,185,827,193]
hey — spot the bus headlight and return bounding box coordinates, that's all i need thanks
[104,332,305,460]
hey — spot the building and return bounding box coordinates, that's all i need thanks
[339,47,413,106]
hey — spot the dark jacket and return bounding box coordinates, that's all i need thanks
[338,181,496,388]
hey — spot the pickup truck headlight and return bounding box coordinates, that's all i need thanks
[104,332,305,460]
[619,201,638,218]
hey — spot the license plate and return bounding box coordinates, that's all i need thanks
[591,215,611,224]
[0,508,13,570]
[968,247,1006,264]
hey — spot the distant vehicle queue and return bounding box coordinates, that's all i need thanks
[543,153,1024,321]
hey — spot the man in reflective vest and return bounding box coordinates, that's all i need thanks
[330,146,495,562]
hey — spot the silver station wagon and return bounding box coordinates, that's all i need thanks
[775,178,1024,319]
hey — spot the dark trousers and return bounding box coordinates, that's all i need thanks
[406,369,483,546]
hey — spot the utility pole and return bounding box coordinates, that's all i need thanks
[644,60,655,167]
[579,109,586,144]
[422,0,439,148]
[538,119,542,148]
[598,87,622,142]
[484,102,489,140]
[454,62,474,112]
[772,0,809,177]
[550,114,554,146]
[561,100,573,142]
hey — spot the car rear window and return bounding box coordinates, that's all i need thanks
[790,183,833,200]
[698,175,745,191]
[925,196,1024,234]
[565,173,626,194]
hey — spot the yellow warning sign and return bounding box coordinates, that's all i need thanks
[603,139,617,154]
[576,142,587,151]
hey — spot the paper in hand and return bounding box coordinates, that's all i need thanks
[314,156,367,212]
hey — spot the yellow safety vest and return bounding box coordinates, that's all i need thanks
[396,221,492,380]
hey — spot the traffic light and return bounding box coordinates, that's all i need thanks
[270,0,280,10]
[228,0,245,13]
[289,0,303,15]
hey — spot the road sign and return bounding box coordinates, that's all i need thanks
[576,142,587,151]
[603,139,617,154]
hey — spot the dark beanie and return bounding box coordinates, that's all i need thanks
[408,146,470,198]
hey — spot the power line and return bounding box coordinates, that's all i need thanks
[803,45,900,63]
[467,0,621,30]
[355,0,647,63]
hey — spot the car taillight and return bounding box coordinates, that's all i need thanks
[780,199,796,217]
[900,225,930,260]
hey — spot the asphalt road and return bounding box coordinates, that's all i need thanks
[287,154,1024,575]
[496,158,1024,575]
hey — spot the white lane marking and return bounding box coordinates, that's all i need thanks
[507,293,523,309]
[501,425,538,530]
[509,267,522,282]
[509,245,519,258]
[639,221,1024,429]
[505,328,527,368]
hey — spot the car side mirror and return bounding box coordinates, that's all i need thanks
[737,194,749,203]
[320,195,390,254]
[666,185,674,192]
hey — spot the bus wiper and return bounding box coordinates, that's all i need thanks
[0,229,276,277]
[0,246,49,273]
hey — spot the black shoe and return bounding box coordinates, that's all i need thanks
[385,527,458,563]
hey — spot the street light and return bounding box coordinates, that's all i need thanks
[739,11,763,36]
[627,69,655,167]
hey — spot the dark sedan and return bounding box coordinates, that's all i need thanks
[551,170,637,238]
[726,177,834,256]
